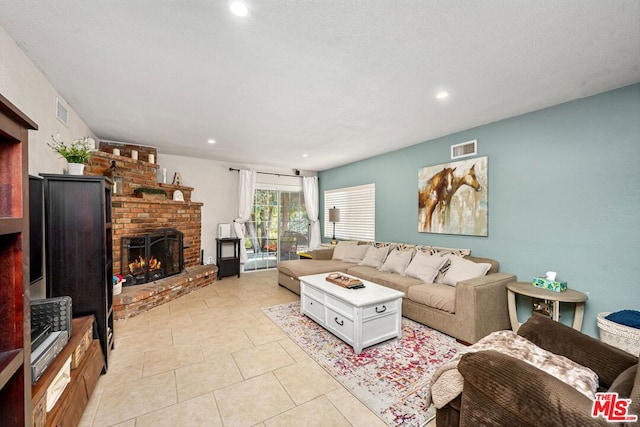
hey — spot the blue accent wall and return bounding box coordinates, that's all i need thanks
[318,83,640,338]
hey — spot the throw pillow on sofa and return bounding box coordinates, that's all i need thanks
[440,255,491,286]
[331,240,358,260]
[405,251,448,284]
[359,245,390,269]
[342,244,370,263]
[431,246,471,257]
[380,248,414,275]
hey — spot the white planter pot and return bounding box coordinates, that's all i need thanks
[67,163,85,175]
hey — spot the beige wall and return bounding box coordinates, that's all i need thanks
[0,25,95,176]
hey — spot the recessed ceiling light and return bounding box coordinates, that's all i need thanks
[229,1,249,17]
[436,91,450,100]
[207,139,216,144]
[302,153,309,158]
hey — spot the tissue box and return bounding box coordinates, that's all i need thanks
[532,277,567,292]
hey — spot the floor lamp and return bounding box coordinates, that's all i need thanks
[329,207,340,245]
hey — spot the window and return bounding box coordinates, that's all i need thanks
[324,183,375,241]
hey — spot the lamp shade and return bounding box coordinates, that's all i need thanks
[329,207,340,222]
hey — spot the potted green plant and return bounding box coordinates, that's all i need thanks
[48,134,95,175]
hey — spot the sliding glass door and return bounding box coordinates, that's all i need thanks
[243,188,309,272]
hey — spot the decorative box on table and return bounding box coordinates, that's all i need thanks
[532,277,567,292]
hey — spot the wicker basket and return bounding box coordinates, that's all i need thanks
[597,312,640,356]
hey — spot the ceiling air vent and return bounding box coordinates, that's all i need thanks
[451,140,477,160]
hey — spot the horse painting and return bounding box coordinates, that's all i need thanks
[438,164,482,229]
[418,167,455,232]
[418,157,488,236]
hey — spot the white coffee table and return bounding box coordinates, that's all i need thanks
[299,273,404,354]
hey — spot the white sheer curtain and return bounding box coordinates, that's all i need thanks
[233,169,256,263]
[303,176,321,250]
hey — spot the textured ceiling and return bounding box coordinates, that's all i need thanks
[1,1,639,171]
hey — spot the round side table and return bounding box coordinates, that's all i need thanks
[507,281,588,332]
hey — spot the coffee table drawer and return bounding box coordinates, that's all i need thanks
[303,284,325,301]
[362,300,399,319]
[326,307,355,343]
[302,296,325,322]
[325,295,355,319]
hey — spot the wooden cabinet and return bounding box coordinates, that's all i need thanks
[216,238,240,278]
[0,93,38,426]
[42,175,114,371]
[32,316,104,427]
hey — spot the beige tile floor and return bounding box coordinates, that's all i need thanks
[79,269,437,427]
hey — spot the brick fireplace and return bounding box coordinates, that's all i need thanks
[86,142,217,318]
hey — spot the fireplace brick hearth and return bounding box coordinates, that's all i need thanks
[113,264,218,319]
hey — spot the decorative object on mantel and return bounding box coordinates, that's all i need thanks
[172,172,182,185]
[173,190,184,201]
[162,168,167,183]
[112,148,120,156]
[133,187,167,200]
[48,134,95,175]
[148,153,155,164]
[106,160,123,195]
[131,149,138,160]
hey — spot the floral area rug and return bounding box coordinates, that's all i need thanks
[262,302,463,426]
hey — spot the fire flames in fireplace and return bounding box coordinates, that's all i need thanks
[128,256,162,276]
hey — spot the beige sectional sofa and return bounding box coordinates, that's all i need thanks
[277,242,516,344]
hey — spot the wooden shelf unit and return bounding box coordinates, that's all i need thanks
[32,316,104,427]
[0,93,38,426]
[216,238,240,279]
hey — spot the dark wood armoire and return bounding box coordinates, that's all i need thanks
[42,174,114,371]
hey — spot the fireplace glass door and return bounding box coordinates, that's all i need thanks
[122,228,183,285]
